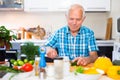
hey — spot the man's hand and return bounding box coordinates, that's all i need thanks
[72,57,90,66]
[72,52,98,66]
[46,47,58,59]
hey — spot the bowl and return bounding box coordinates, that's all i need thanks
[75,68,104,80]
[16,70,34,78]
[10,70,34,80]
[75,73,102,80]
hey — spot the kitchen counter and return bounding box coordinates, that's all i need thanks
[10,39,115,61]
[0,63,113,80]
[11,39,114,46]
[10,39,46,46]
[96,40,114,46]
[0,73,112,80]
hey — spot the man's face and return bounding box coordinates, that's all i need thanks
[67,9,84,33]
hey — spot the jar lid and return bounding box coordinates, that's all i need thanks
[54,57,63,60]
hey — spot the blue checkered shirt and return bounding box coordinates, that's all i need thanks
[45,25,98,60]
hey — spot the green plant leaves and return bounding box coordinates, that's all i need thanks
[21,42,39,60]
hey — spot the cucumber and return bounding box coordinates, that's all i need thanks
[71,62,77,66]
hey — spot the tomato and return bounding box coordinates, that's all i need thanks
[21,63,33,72]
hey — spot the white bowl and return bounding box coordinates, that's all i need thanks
[75,73,102,80]
[16,70,33,78]
[75,68,104,80]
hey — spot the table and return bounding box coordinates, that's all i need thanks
[0,63,113,80]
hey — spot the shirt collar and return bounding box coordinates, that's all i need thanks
[66,25,83,34]
[66,26,70,34]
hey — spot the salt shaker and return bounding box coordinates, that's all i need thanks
[54,57,63,79]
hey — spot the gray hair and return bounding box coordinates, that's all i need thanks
[66,4,85,18]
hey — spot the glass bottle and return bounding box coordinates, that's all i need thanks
[34,55,40,76]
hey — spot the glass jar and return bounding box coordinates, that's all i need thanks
[54,57,63,79]
[35,56,40,76]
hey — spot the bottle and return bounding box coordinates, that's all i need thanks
[39,46,46,68]
[38,46,46,79]
[34,55,40,76]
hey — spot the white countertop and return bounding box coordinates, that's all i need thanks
[96,40,114,46]
[0,70,112,80]
[10,39,46,44]
[11,39,115,46]
[0,62,113,80]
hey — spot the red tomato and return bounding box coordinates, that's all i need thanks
[21,63,33,72]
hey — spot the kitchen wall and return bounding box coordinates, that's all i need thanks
[0,0,119,39]
[109,0,120,40]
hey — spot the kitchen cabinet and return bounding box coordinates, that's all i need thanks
[24,0,50,11]
[24,0,80,11]
[0,0,24,11]
[24,0,110,12]
[84,0,110,11]
[51,0,72,11]
[51,0,84,11]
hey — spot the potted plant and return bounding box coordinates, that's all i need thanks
[0,25,17,50]
[21,42,39,60]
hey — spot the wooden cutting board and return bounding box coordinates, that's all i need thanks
[105,18,112,40]
[70,63,93,72]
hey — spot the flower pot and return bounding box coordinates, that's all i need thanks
[0,40,11,50]
[0,49,6,61]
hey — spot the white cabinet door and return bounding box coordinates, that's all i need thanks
[24,0,50,11]
[84,0,110,11]
[71,0,84,7]
[24,0,110,12]
[51,0,72,11]
[52,0,84,11]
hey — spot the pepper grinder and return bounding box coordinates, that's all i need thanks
[38,46,46,79]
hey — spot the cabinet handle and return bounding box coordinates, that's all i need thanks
[58,8,67,9]
[30,8,48,10]
[87,7,106,9]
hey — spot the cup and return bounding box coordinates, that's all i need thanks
[46,65,54,77]
[54,57,63,79]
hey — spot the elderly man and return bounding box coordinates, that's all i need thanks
[45,4,98,66]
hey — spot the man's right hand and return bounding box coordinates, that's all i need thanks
[46,47,58,59]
